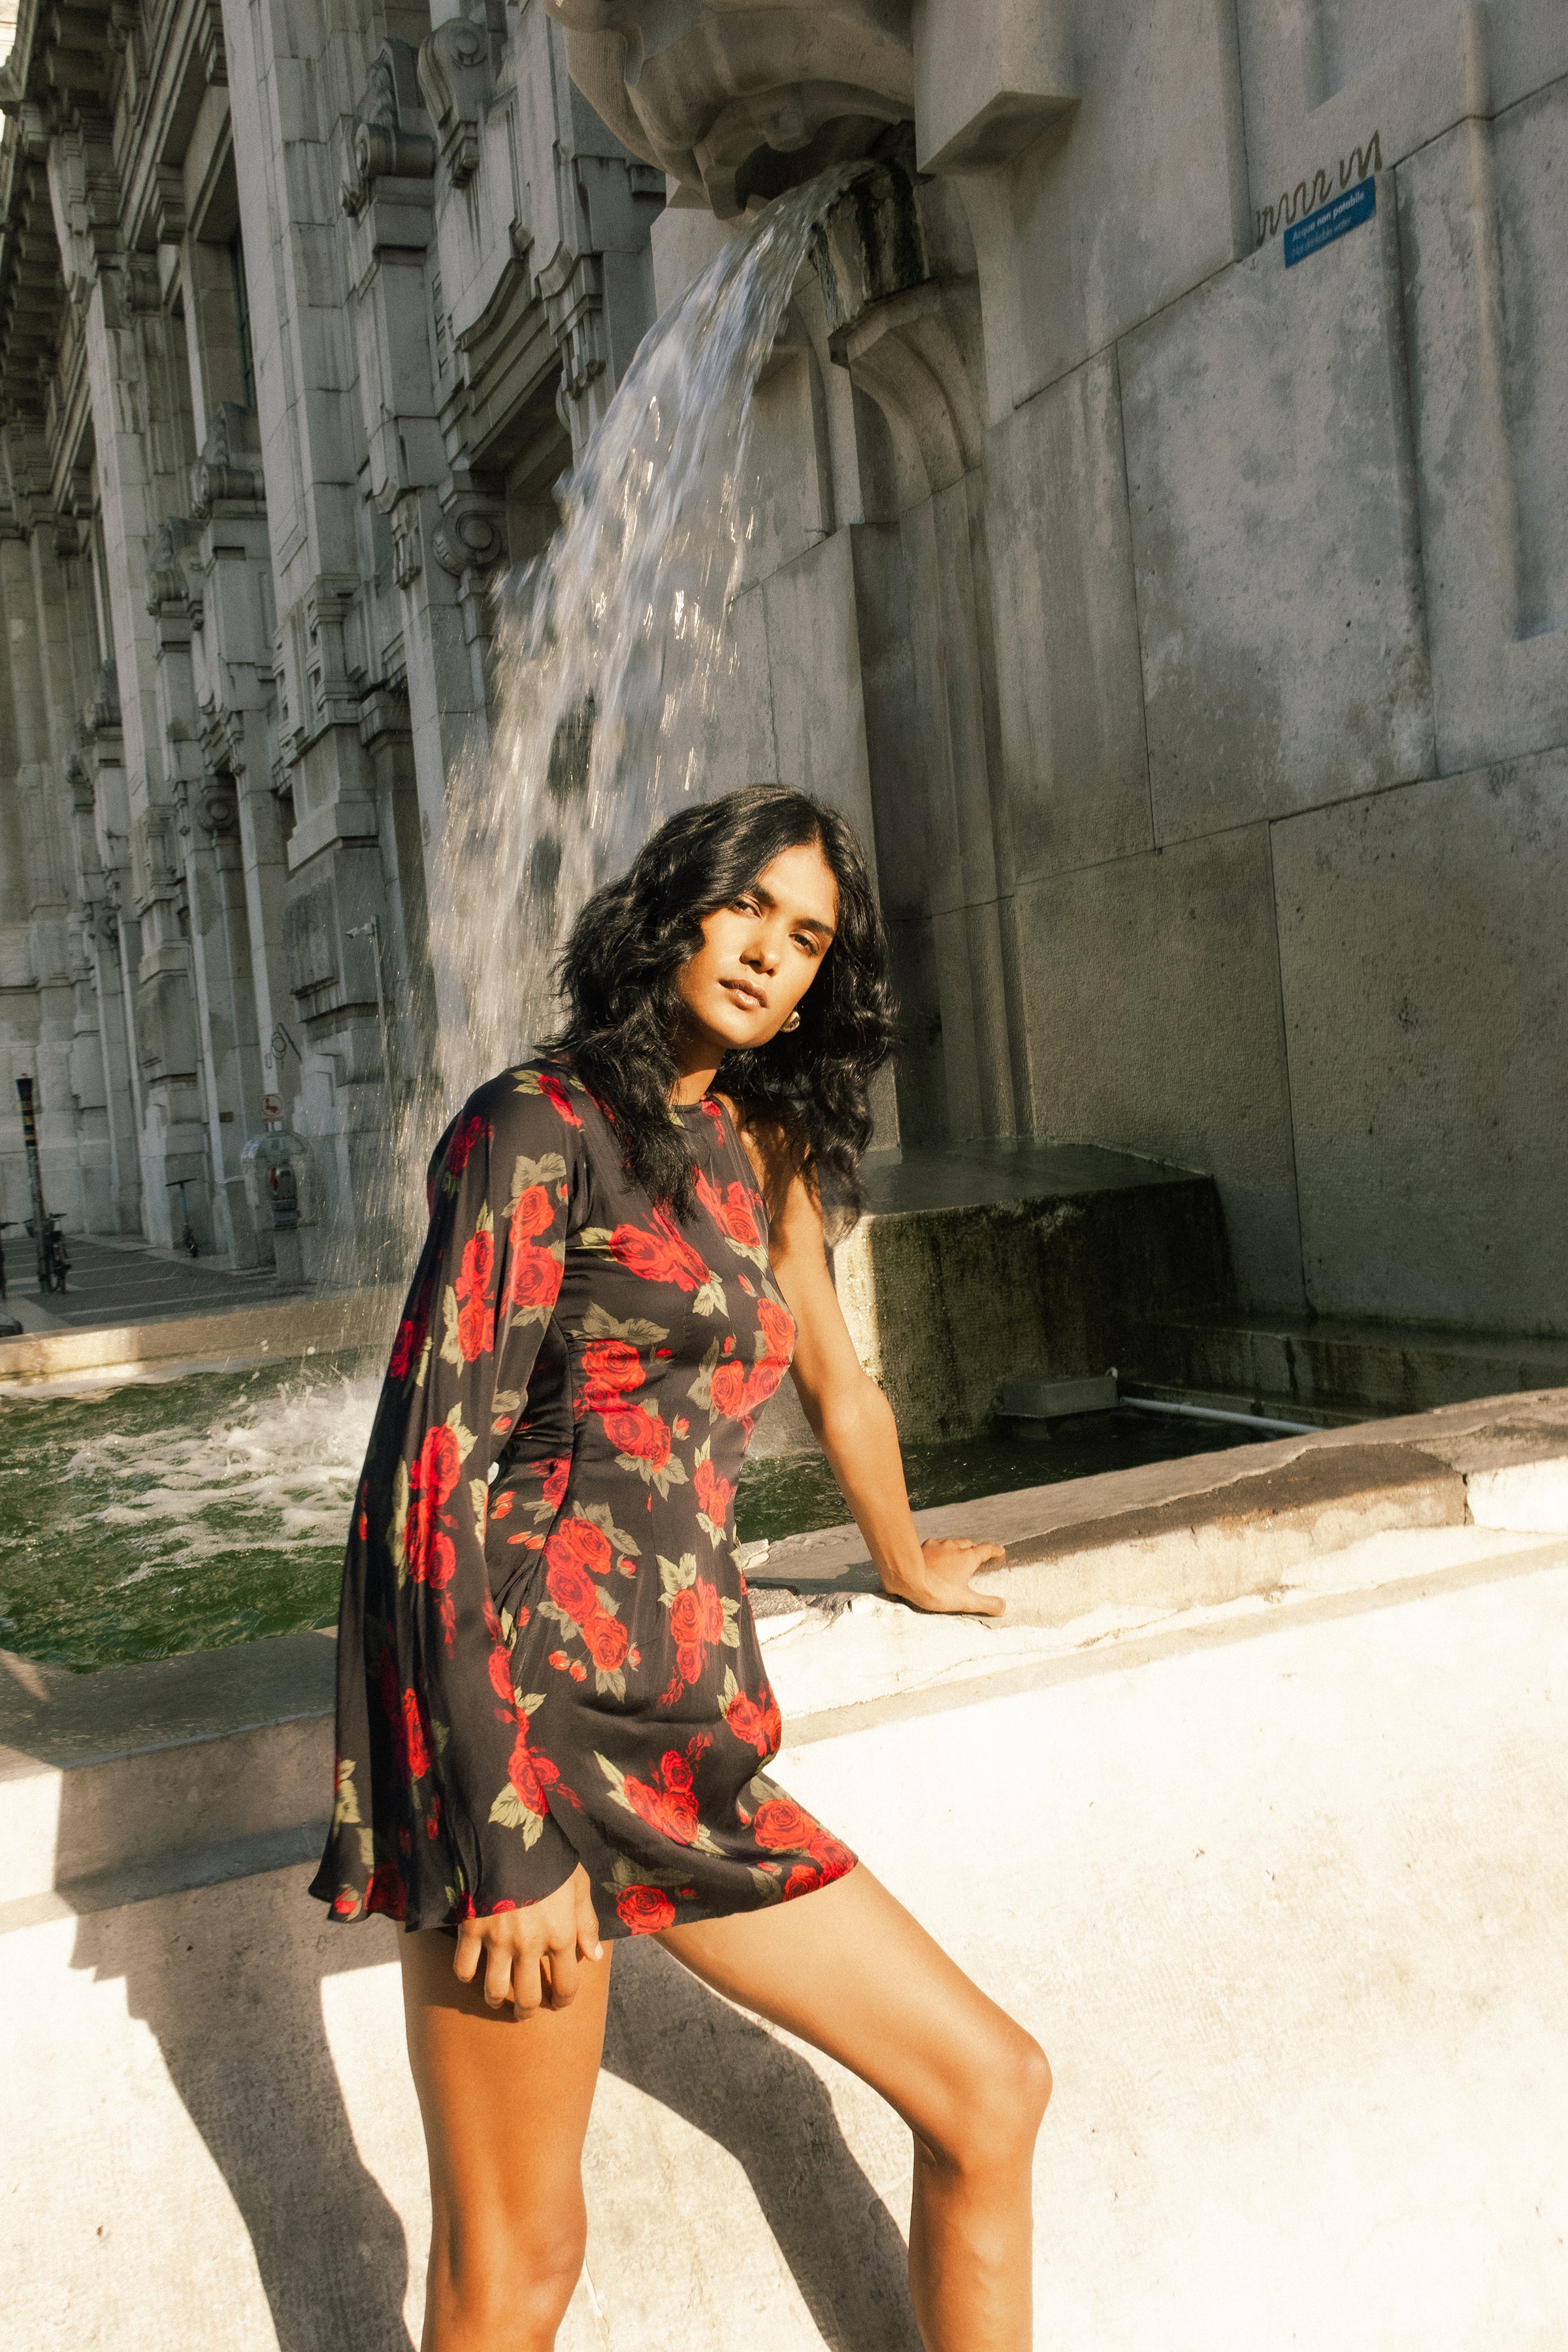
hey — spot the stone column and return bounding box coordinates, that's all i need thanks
[0,523,79,1224]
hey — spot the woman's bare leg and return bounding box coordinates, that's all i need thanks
[400,1928,613,2352]
[661,1865,1050,2352]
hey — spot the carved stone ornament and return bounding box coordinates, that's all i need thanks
[390,495,423,589]
[542,0,914,216]
[340,39,436,218]
[416,14,495,190]
[431,496,506,579]
[146,515,202,621]
[189,402,266,518]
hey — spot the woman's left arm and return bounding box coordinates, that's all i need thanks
[766,1166,1006,1618]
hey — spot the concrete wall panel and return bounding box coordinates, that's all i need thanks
[1011,825,1304,1307]
[985,352,1153,884]
[964,0,1250,416]
[1121,180,1433,843]
[1272,750,1568,1331]
[1397,93,1568,772]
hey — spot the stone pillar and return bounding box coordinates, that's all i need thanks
[0,524,79,1224]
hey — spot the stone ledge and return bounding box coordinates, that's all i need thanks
[0,1286,400,1384]
[5,1389,1565,1916]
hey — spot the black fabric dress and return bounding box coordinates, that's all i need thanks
[309,1060,855,1940]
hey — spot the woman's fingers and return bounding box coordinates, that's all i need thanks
[451,1923,483,1987]
[509,1949,544,2016]
[483,1935,518,2012]
[544,1938,581,2010]
[574,1872,604,1964]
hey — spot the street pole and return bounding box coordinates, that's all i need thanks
[15,1076,48,1292]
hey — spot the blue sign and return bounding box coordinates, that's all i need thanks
[1284,174,1375,266]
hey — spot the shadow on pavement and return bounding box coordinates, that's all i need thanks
[602,1939,922,2350]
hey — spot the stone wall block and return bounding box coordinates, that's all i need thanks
[1397,90,1568,772]
[985,349,1152,885]
[1121,174,1434,841]
[1012,825,1305,1309]
[962,0,1252,416]
[1271,750,1568,1333]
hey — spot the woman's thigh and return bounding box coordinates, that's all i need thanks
[657,1867,1047,2159]
[400,1929,613,2227]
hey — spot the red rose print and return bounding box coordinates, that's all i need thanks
[783,1861,824,1900]
[601,1406,672,1468]
[580,1607,629,1670]
[490,1488,515,1520]
[582,1337,643,1393]
[611,1209,712,1295]
[445,1113,485,1176]
[412,1423,461,1505]
[488,1647,517,1709]
[668,1586,704,1646]
[455,1230,494,1301]
[389,1315,417,1379]
[402,1688,432,1780]
[509,1183,555,1242]
[616,1884,676,1935]
[623,1750,700,1842]
[723,1680,781,1757]
[504,1242,561,1315]
[753,1796,817,1853]
[366,1861,407,1920]
[675,1642,705,1690]
[332,1887,360,1918]
[696,1169,762,1248]
[710,1360,749,1420]
[757,1298,796,1362]
[547,1515,612,1578]
[693,1457,732,1525]
[743,1360,783,1411]
[808,1830,855,1879]
[536,1070,583,1127]
[546,1556,600,1625]
[538,1457,570,1511]
[456,1292,495,1363]
[506,1727,560,1817]
[697,1580,725,1643]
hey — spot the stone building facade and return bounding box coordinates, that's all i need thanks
[1,0,1564,1340]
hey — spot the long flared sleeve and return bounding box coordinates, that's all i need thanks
[311,1068,587,1928]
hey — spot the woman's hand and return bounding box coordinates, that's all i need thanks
[883,1536,1008,1619]
[452,1864,602,2017]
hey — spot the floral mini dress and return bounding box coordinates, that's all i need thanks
[309,1059,855,1940]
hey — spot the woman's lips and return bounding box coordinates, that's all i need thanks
[720,977,767,1013]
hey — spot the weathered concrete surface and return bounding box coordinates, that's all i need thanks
[1271,751,1568,1331]
[1120,174,1433,838]
[984,352,1152,881]
[1009,823,1305,1308]
[830,1140,1229,1443]
[0,1286,399,1388]
[1127,1303,1568,1420]
[5,1518,1567,2349]
[1397,93,1568,773]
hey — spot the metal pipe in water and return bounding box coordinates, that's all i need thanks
[1119,1394,1330,1439]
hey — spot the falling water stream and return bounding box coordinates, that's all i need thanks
[340,165,870,1298]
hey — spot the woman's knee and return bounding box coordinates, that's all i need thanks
[927,2023,1051,2175]
[430,2202,587,2346]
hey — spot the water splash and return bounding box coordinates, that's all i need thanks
[331,167,865,1294]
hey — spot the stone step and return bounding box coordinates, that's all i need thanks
[1122,1311,1568,1420]
[0,1633,335,1913]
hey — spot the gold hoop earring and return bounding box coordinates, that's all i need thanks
[781,1010,801,1033]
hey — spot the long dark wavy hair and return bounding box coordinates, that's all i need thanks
[549,787,895,1224]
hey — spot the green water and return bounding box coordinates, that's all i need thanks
[0,1365,1268,1672]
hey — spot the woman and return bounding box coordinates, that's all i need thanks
[311,787,1051,2351]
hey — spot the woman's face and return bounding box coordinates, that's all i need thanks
[673,839,840,1060]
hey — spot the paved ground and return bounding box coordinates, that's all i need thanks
[4,1523,1564,2349]
[0,1233,306,1332]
